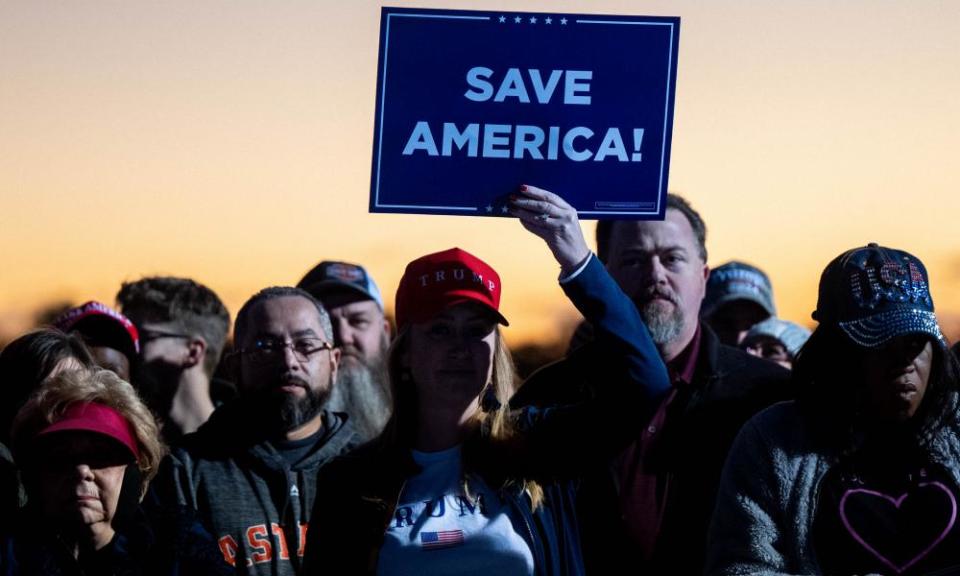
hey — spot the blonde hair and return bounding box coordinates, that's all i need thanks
[12,368,166,498]
[385,326,544,509]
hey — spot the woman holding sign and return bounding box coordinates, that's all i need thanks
[303,185,669,575]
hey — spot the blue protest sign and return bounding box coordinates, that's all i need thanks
[370,7,680,219]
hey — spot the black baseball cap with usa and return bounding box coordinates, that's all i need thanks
[813,243,943,348]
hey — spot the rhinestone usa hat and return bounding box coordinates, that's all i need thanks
[812,243,943,348]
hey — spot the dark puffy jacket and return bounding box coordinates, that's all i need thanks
[0,505,232,576]
[514,324,791,575]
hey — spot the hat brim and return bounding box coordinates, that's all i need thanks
[37,402,140,461]
[702,292,775,319]
[444,295,509,327]
[838,309,943,348]
[71,316,139,361]
[404,291,509,327]
[301,280,382,309]
[39,420,139,462]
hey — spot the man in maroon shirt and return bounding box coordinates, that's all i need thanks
[517,194,790,574]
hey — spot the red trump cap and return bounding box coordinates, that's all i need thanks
[395,247,508,328]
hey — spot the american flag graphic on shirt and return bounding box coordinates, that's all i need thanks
[420,530,465,550]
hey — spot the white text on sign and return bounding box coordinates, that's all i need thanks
[401,66,643,163]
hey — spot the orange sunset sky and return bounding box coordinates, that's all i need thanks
[2,1,959,347]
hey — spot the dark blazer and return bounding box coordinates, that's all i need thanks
[514,323,791,575]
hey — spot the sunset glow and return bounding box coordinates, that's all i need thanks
[2,1,958,346]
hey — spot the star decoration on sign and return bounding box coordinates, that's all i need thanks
[560,17,568,25]
[498,15,506,23]
[485,205,493,213]
[513,16,521,23]
[529,16,537,24]
[545,17,553,24]
[501,206,509,214]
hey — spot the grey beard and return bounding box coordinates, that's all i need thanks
[327,358,391,443]
[640,302,684,346]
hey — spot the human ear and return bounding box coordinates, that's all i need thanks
[183,338,207,369]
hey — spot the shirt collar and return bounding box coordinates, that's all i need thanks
[667,324,702,386]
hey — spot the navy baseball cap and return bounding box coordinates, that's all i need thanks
[702,261,776,319]
[297,261,384,310]
[813,243,943,348]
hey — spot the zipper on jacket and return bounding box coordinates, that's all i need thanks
[806,456,837,574]
[367,478,409,574]
[289,469,304,573]
[509,487,544,576]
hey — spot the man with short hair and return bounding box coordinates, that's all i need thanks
[152,287,358,575]
[518,193,790,575]
[700,260,777,346]
[116,276,231,441]
[297,261,391,444]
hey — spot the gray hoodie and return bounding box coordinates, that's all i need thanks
[155,401,359,575]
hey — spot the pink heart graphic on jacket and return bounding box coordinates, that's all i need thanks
[839,481,957,574]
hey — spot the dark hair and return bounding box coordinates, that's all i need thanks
[0,329,95,443]
[596,193,708,263]
[233,286,334,347]
[794,326,960,448]
[116,276,230,377]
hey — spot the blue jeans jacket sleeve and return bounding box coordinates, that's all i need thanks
[514,254,670,479]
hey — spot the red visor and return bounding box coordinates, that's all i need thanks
[38,402,140,460]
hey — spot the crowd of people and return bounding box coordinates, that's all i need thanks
[2,186,958,575]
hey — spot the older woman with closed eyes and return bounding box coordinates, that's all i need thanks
[3,368,231,575]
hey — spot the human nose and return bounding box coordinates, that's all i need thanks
[446,333,473,360]
[885,346,919,374]
[73,463,96,481]
[281,343,302,370]
[645,256,669,285]
[334,318,354,348]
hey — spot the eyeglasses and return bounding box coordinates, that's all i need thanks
[139,329,192,343]
[237,337,333,365]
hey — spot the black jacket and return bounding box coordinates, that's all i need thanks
[0,505,232,576]
[513,324,791,575]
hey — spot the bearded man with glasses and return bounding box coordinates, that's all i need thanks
[150,286,360,576]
